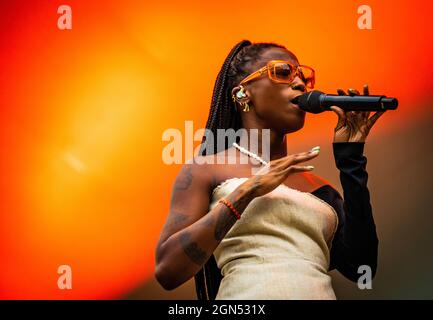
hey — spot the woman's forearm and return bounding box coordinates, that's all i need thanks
[155,184,256,290]
[330,142,379,281]
[334,142,378,246]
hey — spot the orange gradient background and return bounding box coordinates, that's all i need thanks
[0,0,432,299]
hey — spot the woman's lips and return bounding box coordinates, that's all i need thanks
[290,101,305,113]
[289,95,304,111]
[291,96,301,105]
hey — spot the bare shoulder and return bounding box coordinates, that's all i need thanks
[180,157,214,190]
[159,158,216,247]
[184,149,238,184]
[186,148,237,166]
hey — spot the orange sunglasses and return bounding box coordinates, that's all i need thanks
[239,60,315,89]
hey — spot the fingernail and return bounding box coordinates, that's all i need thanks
[310,146,320,153]
[305,165,315,170]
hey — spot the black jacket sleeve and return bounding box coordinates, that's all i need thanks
[311,142,378,282]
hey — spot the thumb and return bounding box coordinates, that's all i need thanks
[330,106,345,118]
[330,106,346,126]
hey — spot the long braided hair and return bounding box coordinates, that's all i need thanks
[195,40,286,300]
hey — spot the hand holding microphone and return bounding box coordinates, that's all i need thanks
[293,84,392,143]
[293,84,398,113]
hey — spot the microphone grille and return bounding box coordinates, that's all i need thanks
[297,90,324,114]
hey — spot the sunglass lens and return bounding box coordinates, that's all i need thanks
[273,63,294,80]
[299,67,314,88]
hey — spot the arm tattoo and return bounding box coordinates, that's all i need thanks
[179,232,208,265]
[214,206,237,241]
[157,211,189,257]
[200,213,215,228]
[164,211,188,233]
[173,166,193,191]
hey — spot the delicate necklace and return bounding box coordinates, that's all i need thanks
[232,142,269,166]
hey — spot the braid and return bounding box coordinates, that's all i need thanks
[195,40,286,300]
[200,40,250,155]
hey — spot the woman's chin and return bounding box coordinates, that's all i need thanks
[281,116,305,134]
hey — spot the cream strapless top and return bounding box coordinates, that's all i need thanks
[209,177,339,300]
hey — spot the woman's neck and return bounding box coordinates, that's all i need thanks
[238,128,287,162]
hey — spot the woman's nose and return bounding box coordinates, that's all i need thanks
[290,76,306,92]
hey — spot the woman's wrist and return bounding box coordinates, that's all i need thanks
[226,183,257,215]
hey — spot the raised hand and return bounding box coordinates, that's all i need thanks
[330,84,386,143]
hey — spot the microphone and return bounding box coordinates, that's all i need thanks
[293,90,398,114]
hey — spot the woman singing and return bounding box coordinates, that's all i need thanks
[155,40,385,299]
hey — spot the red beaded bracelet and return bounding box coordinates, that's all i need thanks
[218,198,241,220]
